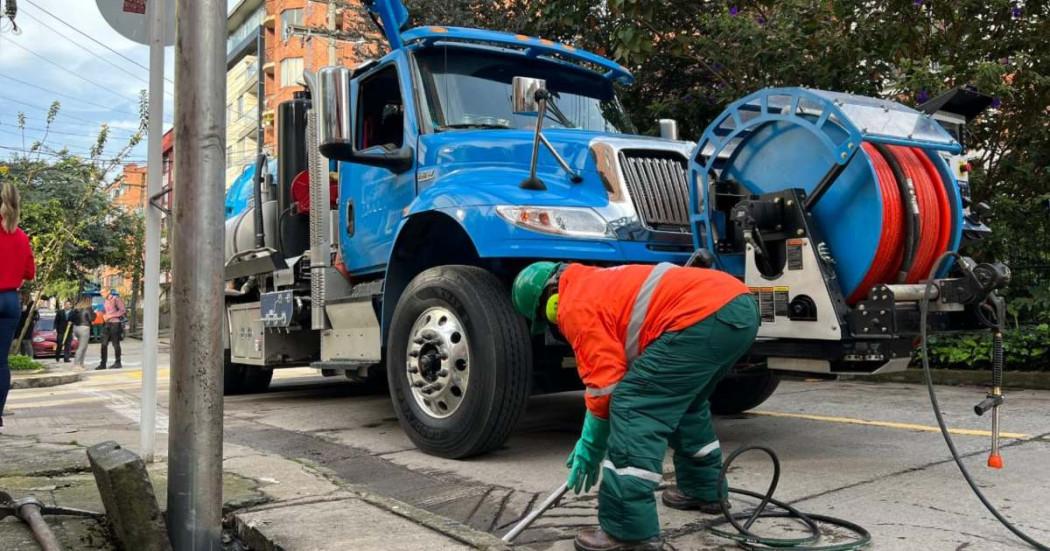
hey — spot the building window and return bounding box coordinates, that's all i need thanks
[281,8,304,42]
[280,57,304,88]
[237,96,245,118]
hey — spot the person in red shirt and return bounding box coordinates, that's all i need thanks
[0,181,36,429]
[513,262,759,551]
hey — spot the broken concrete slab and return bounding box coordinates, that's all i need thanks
[234,497,474,551]
[86,441,171,551]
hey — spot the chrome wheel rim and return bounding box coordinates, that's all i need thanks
[406,307,470,419]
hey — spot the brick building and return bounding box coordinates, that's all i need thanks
[98,163,148,296]
[225,0,384,186]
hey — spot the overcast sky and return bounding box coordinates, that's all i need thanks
[0,0,240,165]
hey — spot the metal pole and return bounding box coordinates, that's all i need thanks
[168,0,226,548]
[139,0,166,465]
[256,24,264,159]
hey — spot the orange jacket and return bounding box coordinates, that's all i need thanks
[557,263,750,418]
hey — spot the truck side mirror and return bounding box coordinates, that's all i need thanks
[512,76,547,116]
[315,66,354,161]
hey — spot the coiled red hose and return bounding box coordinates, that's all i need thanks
[848,144,952,303]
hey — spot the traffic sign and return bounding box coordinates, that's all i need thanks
[96,0,175,46]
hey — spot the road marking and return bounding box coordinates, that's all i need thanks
[7,395,109,409]
[751,410,1030,439]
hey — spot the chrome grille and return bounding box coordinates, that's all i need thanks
[619,150,690,232]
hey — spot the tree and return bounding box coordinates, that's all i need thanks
[1,97,146,353]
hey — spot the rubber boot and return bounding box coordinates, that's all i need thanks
[574,527,663,551]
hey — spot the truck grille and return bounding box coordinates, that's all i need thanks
[618,150,691,232]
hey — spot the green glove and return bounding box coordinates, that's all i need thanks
[565,411,611,494]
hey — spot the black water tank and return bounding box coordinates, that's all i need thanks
[277,91,310,258]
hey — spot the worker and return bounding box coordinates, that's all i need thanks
[512,262,759,551]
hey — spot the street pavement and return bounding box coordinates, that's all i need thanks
[3,339,1049,550]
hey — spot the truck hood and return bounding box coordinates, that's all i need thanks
[416,128,691,207]
[414,128,695,246]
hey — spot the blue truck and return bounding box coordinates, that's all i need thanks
[222,0,1001,458]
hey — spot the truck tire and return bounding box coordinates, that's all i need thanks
[223,351,274,395]
[709,369,780,414]
[387,265,531,459]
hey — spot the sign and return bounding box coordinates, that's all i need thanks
[123,0,146,14]
[97,0,175,46]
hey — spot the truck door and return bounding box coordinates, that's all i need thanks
[340,58,417,274]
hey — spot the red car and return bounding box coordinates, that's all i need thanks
[31,311,80,358]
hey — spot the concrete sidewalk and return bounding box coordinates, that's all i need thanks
[0,433,504,551]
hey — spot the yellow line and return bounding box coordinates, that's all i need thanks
[751,411,1029,439]
[7,396,107,409]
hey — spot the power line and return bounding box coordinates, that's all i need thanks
[1,114,146,138]
[0,95,144,135]
[21,0,175,86]
[0,36,142,105]
[17,9,174,98]
[0,144,147,162]
[0,74,139,114]
[0,123,143,142]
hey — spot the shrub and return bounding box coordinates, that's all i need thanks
[8,354,44,371]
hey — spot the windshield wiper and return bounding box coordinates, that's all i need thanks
[436,123,512,132]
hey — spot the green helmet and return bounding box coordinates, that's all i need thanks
[512,261,560,334]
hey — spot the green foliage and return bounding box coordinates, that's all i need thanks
[8,354,43,372]
[1,100,146,353]
[926,324,1050,371]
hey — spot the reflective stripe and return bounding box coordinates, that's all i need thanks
[692,440,720,458]
[585,383,618,397]
[624,262,675,366]
[602,460,663,484]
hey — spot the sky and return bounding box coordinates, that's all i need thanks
[0,0,240,165]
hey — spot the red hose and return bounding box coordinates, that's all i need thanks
[849,143,904,303]
[913,147,953,270]
[848,144,953,303]
[888,145,944,283]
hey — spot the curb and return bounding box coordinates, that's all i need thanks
[11,371,85,389]
[841,368,1050,390]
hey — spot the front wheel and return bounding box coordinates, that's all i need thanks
[223,351,274,395]
[710,368,780,414]
[387,265,532,459]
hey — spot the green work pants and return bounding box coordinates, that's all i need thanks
[598,294,760,541]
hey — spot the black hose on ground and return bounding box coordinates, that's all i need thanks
[919,252,1049,551]
[708,446,872,550]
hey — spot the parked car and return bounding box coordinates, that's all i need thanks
[31,310,79,358]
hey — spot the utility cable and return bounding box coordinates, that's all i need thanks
[919,252,1050,551]
[0,74,137,114]
[0,35,142,105]
[16,9,173,98]
[0,96,143,136]
[21,0,174,86]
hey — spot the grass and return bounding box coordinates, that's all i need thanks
[8,354,44,371]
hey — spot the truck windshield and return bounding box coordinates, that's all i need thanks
[416,46,634,134]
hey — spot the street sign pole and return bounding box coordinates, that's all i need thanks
[168,0,226,547]
[139,0,165,465]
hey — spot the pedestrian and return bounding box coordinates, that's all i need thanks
[0,181,36,429]
[16,289,37,357]
[512,262,759,551]
[96,289,125,370]
[70,298,93,369]
[55,299,75,363]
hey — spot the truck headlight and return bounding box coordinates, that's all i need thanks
[496,206,612,239]
[32,337,45,343]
